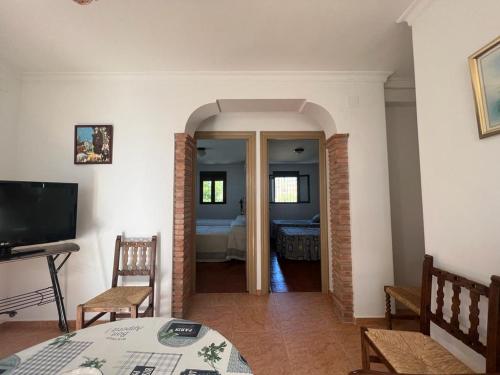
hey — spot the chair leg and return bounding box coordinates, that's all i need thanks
[385,292,392,330]
[76,305,84,330]
[110,312,116,322]
[360,327,370,370]
[131,305,138,318]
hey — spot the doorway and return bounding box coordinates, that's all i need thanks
[261,132,329,294]
[194,131,256,294]
[268,139,322,292]
[172,101,353,319]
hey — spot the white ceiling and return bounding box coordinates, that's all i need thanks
[197,139,246,165]
[269,140,319,164]
[0,0,414,77]
[197,139,319,165]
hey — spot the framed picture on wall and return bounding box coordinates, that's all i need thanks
[469,36,500,138]
[74,125,113,164]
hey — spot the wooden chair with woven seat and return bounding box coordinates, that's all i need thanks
[358,255,500,374]
[76,235,157,330]
[384,285,421,329]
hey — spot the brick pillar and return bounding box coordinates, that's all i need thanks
[172,133,196,318]
[326,134,354,322]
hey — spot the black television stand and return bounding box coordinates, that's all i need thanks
[10,248,47,258]
[0,246,13,258]
[0,246,47,258]
[0,242,80,332]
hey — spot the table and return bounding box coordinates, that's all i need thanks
[0,317,253,375]
[0,243,80,333]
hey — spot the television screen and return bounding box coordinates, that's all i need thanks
[0,181,78,249]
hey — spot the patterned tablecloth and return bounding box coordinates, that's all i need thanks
[0,318,253,375]
[276,226,321,261]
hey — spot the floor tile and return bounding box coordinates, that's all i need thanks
[0,292,419,373]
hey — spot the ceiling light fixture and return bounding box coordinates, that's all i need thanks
[73,0,96,5]
[294,147,304,154]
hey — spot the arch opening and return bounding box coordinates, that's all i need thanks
[186,99,337,136]
[173,99,353,323]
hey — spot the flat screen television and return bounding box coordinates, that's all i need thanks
[0,181,78,255]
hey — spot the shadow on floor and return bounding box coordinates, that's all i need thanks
[196,260,247,293]
[270,251,321,292]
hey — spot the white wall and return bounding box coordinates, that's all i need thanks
[385,103,424,286]
[269,163,320,221]
[196,162,246,220]
[0,72,393,320]
[0,61,21,323]
[0,62,20,179]
[411,0,500,371]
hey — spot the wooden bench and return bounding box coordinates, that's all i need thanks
[384,286,421,329]
[351,371,488,375]
[358,255,500,374]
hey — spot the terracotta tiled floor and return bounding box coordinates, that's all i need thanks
[270,251,321,292]
[0,293,418,374]
[196,260,247,293]
[187,293,368,375]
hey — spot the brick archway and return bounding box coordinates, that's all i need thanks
[172,131,353,321]
[326,134,354,322]
[172,133,196,318]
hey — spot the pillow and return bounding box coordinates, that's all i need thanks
[311,214,320,223]
[232,215,246,227]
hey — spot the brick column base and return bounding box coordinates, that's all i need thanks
[172,133,196,318]
[327,134,354,322]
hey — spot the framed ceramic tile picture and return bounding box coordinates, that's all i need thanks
[469,36,500,138]
[74,125,113,164]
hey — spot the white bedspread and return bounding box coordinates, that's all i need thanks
[195,216,247,262]
[227,216,246,253]
[196,219,233,227]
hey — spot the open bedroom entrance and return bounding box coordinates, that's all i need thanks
[194,131,256,293]
[173,100,350,318]
[261,131,329,294]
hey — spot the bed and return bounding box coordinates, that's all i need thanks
[196,215,246,262]
[276,226,321,261]
[270,218,320,240]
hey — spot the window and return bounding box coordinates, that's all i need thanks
[269,172,310,203]
[200,172,226,204]
[273,174,298,203]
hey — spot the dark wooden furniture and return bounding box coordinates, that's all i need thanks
[384,286,421,329]
[350,371,489,375]
[76,235,157,330]
[0,243,79,332]
[359,255,500,374]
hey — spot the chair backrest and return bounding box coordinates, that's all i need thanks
[111,235,157,289]
[420,255,500,372]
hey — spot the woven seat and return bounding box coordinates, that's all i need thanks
[83,286,152,312]
[385,286,421,315]
[358,256,500,374]
[384,286,421,315]
[76,235,157,330]
[384,285,421,329]
[365,329,472,374]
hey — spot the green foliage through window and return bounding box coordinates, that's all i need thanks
[202,181,212,203]
[270,172,311,204]
[214,180,224,202]
[274,176,298,203]
[200,172,226,204]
